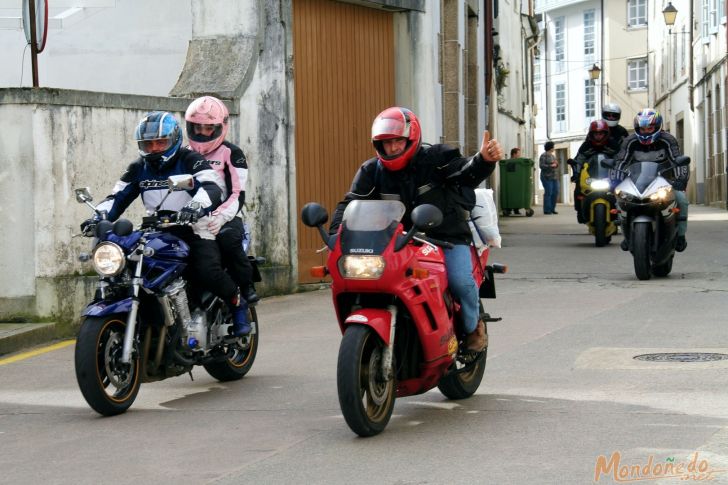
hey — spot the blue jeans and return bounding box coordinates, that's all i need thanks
[541,175,559,214]
[443,244,479,334]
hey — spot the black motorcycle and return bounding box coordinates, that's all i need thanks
[603,152,689,280]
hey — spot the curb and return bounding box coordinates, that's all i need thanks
[0,323,58,356]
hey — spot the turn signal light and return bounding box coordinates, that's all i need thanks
[610,208,619,214]
[310,266,329,278]
[671,207,681,214]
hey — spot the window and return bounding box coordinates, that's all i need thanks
[585,80,595,118]
[702,0,709,38]
[709,0,720,33]
[628,0,647,27]
[554,17,565,73]
[583,10,595,60]
[534,54,541,85]
[555,83,566,132]
[628,58,648,90]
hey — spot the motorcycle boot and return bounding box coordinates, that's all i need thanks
[244,283,260,305]
[675,235,687,252]
[465,320,487,352]
[229,290,251,336]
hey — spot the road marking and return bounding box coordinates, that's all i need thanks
[0,340,76,366]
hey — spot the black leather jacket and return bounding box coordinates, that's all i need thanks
[329,144,496,245]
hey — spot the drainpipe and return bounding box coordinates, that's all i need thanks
[543,10,550,140]
[600,0,605,105]
[688,0,694,111]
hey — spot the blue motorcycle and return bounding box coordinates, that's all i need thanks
[73,175,262,416]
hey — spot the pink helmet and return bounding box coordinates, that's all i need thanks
[184,96,229,155]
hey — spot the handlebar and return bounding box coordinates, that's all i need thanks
[413,233,455,249]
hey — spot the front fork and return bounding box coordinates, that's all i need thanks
[121,250,145,364]
[380,305,397,381]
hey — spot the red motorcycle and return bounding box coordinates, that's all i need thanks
[302,200,506,436]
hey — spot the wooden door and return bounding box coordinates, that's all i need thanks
[293,0,395,282]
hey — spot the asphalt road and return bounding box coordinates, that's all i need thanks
[1,203,727,485]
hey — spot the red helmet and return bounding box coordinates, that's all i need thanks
[371,107,421,171]
[587,119,610,148]
[184,96,229,155]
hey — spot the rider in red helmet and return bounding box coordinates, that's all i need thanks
[330,107,504,351]
[568,119,620,222]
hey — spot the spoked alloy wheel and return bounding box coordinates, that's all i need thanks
[632,223,652,280]
[205,307,259,381]
[74,315,141,416]
[337,325,395,437]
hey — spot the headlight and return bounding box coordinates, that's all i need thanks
[338,255,385,279]
[92,242,126,276]
[649,185,672,201]
[588,178,611,190]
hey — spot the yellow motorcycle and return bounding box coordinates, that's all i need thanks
[575,153,618,247]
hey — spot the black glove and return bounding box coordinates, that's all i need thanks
[178,201,205,224]
[80,217,99,236]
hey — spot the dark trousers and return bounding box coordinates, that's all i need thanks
[186,237,239,303]
[216,217,253,290]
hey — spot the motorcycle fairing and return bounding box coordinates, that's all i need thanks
[82,297,132,317]
[344,308,394,344]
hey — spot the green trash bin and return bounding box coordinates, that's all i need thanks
[498,157,535,217]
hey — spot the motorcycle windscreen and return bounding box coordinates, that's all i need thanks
[627,162,661,193]
[587,155,611,179]
[340,200,406,255]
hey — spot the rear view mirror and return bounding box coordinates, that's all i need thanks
[168,175,194,191]
[75,187,93,203]
[411,204,443,230]
[301,203,329,227]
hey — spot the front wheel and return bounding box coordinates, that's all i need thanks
[74,315,141,416]
[204,307,259,381]
[594,204,608,247]
[337,325,395,437]
[632,223,652,280]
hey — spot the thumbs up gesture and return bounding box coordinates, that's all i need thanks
[480,130,503,162]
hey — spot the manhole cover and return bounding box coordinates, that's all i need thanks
[633,352,728,363]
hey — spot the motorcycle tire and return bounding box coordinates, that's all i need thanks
[632,223,652,280]
[204,307,259,381]
[438,322,487,400]
[652,255,674,277]
[74,315,141,416]
[594,204,608,247]
[337,324,395,437]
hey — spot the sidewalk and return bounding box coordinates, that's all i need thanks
[0,322,58,357]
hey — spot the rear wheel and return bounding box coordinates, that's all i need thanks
[632,223,652,280]
[594,204,608,247]
[438,322,487,399]
[525,209,534,217]
[653,255,674,277]
[337,325,395,437]
[74,315,141,416]
[204,307,259,381]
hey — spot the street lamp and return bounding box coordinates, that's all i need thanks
[662,2,678,33]
[588,63,601,82]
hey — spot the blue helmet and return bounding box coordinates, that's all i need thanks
[633,108,663,145]
[134,111,182,169]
